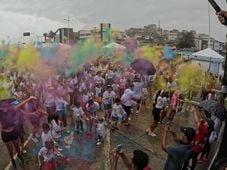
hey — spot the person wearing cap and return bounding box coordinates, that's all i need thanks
[162,125,196,170]
[182,106,210,170]
[111,149,150,170]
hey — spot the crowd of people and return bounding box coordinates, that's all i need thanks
[0,56,224,170]
[0,58,154,169]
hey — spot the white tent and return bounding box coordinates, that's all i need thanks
[101,42,127,57]
[190,48,224,75]
[191,48,224,62]
[103,42,127,50]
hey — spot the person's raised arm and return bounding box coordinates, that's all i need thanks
[193,107,202,128]
[14,96,37,109]
[111,150,119,170]
[161,126,170,152]
[118,151,132,170]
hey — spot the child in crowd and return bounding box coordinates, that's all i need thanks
[55,94,68,127]
[38,141,57,170]
[51,119,65,142]
[71,102,85,133]
[96,117,107,146]
[102,86,115,123]
[86,99,100,132]
[41,123,53,146]
[111,98,127,131]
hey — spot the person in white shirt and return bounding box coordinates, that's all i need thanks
[96,117,107,145]
[41,123,53,146]
[103,86,116,123]
[94,71,105,86]
[67,75,78,106]
[38,140,57,170]
[44,88,57,124]
[86,99,100,132]
[51,119,62,140]
[111,98,127,131]
[71,102,85,133]
[133,78,144,115]
[147,93,164,137]
[121,84,135,126]
[55,95,68,127]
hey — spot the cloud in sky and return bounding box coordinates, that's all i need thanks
[0,0,226,42]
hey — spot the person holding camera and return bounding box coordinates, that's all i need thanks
[162,125,196,170]
[111,148,151,170]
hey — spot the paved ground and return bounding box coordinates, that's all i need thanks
[0,99,212,170]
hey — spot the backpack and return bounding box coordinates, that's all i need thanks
[209,131,218,144]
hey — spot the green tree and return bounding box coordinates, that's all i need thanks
[176,31,195,49]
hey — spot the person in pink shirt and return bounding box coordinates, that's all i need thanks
[168,90,179,121]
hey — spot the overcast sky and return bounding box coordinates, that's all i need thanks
[0,0,226,42]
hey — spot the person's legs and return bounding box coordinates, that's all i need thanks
[12,139,24,163]
[182,151,193,170]
[136,99,141,114]
[191,152,200,170]
[122,105,131,126]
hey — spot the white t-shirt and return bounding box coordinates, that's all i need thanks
[51,120,61,139]
[41,131,53,146]
[55,97,68,111]
[155,96,163,109]
[72,106,84,120]
[68,77,78,93]
[103,91,115,105]
[45,93,56,108]
[38,147,55,162]
[111,104,126,118]
[96,122,106,137]
[94,75,104,85]
[95,86,102,97]
[133,82,143,98]
[86,102,100,115]
[121,89,135,106]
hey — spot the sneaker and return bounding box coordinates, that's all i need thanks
[31,137,38,143]
[22,149,27,154]
[128,117,131,121]
[146,128,151,133]
[57,147,63,151]
[11,159,17,168]
[96,142,101,146]
[148,132,156,137]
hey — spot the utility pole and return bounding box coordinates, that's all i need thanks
[64,16,73,45]
[208,2,211,48]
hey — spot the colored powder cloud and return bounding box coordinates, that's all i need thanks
[17,45,41,72]
[177,62,203,93]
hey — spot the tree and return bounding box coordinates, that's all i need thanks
[43,33,48,42]
[176,31,195,49]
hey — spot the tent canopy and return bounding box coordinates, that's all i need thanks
[191,48,224,63]
[103,42,126,50]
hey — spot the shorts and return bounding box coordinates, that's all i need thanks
[43,160,57,170]
[111,116,118,122]
[122,105,131,117]
[104,104,112,110]
[1,129,19,143]
[152,107,161,122]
